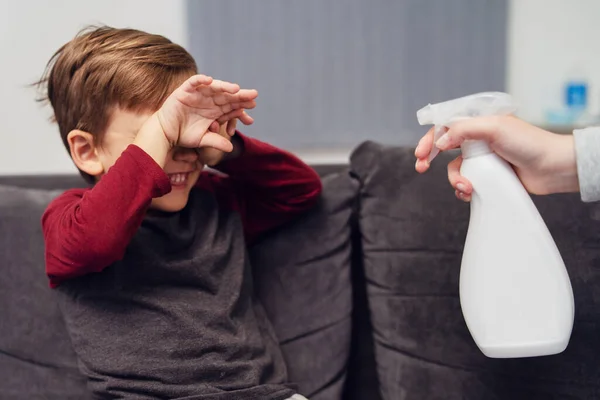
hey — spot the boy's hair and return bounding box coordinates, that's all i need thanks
[36,26,197,182]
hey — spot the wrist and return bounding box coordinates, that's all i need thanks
[133,113,171,169]
[542,134,579,194]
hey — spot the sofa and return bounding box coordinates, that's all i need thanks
[2,141,600,400]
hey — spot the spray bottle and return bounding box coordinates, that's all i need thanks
[417,92,574,358]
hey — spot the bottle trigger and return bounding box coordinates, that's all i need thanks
[428,125,446,163]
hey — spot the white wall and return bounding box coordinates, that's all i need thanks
[507,0,600,124]
[0,0,186,175]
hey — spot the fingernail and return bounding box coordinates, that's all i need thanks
[436,134,450,149]
[456,183,466,192]
[415,159,428,170]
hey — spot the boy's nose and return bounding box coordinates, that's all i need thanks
[172,147,199,163]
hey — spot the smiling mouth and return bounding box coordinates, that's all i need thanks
[168,172,191,186]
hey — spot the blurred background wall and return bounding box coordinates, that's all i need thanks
[0,0,598,175]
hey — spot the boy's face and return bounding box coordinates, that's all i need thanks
[98,109,203,212]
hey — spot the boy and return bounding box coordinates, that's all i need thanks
[40,26,321,400]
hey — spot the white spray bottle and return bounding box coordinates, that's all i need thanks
[417,92,574,358]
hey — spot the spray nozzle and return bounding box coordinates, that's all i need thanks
[417,92,517,162]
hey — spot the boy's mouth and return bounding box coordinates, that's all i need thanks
[168,172,191,187]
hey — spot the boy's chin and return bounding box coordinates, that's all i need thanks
[151,191,190,213]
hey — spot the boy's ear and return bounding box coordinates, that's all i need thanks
[67,130,104,177]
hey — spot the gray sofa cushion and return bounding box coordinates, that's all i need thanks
[351,141,600,400]
[251,170,358,400]
[0,184,91,400]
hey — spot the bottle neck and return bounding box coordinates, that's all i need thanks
[461,140,492,159]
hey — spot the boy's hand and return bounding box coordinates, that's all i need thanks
[198,118,240,167]
[157,75,257,152]
[414,115,579,201]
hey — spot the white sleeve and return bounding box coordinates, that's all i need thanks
[574,127,600,202]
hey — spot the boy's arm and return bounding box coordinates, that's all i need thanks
[43,75,258,287]
[42,145,171,288]
[197,132,322,244]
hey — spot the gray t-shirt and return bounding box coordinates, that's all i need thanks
[574,127,600,202]
[56,187,295,400]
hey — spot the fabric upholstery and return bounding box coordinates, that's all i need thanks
[251,171,358,399]
[0,184,91,400]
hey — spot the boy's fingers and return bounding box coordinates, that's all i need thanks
[218,100,257,114]
[448,156,473,194]
[237,111,254,125]
[190,74,214,86]
[199,132,234,152]
[207,79,241,94]
[227,118,237,136]
[234,89,258,101]
[208,120,220,133]
[196,80,240,96]
[213,91,258,106]
[216,109,245,124]
[216,110,254,126]
[185,75,213,90]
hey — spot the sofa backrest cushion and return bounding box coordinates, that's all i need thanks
[251,170,359,400]
[0,184,91,399]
